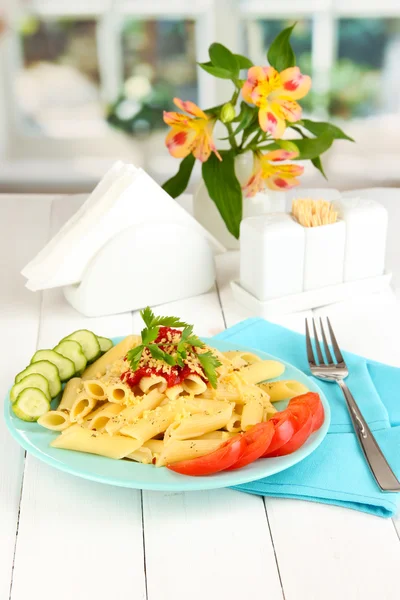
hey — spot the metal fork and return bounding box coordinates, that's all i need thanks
[306,317,400,492]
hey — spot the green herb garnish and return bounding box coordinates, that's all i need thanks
[126,307,221,387]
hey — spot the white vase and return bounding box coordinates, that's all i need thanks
[193,152,286,250]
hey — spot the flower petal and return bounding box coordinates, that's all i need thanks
[258,106,286,138]
[192,121,222,162]
[173,98,208,119]
[272,98,302,123]
[263,149,299,162]
[266,163,304,190]
[163,111,190,127]
[165,127,197,159]
[242,154,264,198]
[280,67,311,100]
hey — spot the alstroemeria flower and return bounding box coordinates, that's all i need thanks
[163,98,221,162]
[242,66,311,138]
[243,149,304,197]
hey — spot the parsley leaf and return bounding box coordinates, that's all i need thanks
[126,345,144,372]
[141,306,156,328]
[141,326,159,346]
[140,307,189,329]
[198,351,222,389]
[148,344,177,366]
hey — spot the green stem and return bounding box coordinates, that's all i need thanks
[225,122,238,150]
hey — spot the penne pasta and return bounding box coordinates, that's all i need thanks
[258,380,309,402]
[120,403,178,444]
[38,410,70,431]
[70,393,97,423]
[82,335,141,380]
[105,390,164,434]
[164,404,234,441]
[105,381,135,405]
[58,377,83,411]
[43,313,315,472]
[181,374,207,395]
[83,379,107,401]
[85,402,124,431]
[139,375,167,394]
[224,411,242,433]
[156,439,224,467]
[165,385,184,401]
[241,398,264,430]
[239,360,285,384]
[51,424,141,459]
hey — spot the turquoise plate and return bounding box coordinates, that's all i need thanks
[4,337,330,491]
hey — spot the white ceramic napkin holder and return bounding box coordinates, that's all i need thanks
[233,193,392,317]
[63,221,215,317]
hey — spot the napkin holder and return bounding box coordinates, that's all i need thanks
[63,221,215,317]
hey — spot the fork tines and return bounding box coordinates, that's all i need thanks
[305,317,344,366]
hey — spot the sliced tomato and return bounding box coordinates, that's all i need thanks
[227,422,275,470]
[167,435,246,476]
[290,392,324,432]
[262,409,297,457]
[267,402,313,457]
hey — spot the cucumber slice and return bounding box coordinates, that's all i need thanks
[62,330,101,363]
[10,373,51,404]
[12,388,50,422]
[15,360,61,398]
[54,340,87,375]
[31,349,75,382]
[97,336,113,353]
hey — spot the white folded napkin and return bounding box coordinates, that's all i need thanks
[22,162,224,291]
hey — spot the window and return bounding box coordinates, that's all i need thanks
[17,17,103,137]
[110,19,197,135]
[332,18,400,118]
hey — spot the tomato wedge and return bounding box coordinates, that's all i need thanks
[227,422,275,470]
[267,402,313,457]
[262,409,297,457]
[167,435,246,476]
[290,392,324,432]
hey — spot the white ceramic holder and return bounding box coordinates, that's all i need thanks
[63,222,216,317]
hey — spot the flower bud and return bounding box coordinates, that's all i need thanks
[220,102,235,123]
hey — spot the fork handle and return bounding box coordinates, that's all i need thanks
[337,380,400,492]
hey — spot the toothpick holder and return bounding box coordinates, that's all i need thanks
[63,222,216,317]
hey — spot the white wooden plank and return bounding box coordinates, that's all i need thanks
[266,498,400,600]
[0,195,53,600]
[134,292,284,600]
[144,489,284,600]
[11,196,146,600]
[217,249,400,600]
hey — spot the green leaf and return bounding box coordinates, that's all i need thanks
[149,315,190,328]
[267,23,296,71]
[140,306,155,327]
[198,351,222,389]
[233,102,257,136]
[301,119,354,142]
[162,154,196,199]
[126,345,144,372]
[311,156,328,180]
[198,62,233,80]
[202,150,243,239]
[141,327,159,346]
[148,344,176,366]
[293,132,334,160]
[234,53,253,69]
[209,43,239,76]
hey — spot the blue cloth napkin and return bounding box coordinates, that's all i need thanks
[213,318,400,518]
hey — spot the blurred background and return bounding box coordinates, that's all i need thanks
[0,0,399,193]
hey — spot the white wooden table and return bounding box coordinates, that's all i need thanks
[1,194,400,600]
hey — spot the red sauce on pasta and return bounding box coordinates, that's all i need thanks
[122,365,196,389]
[122,326,206,389]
